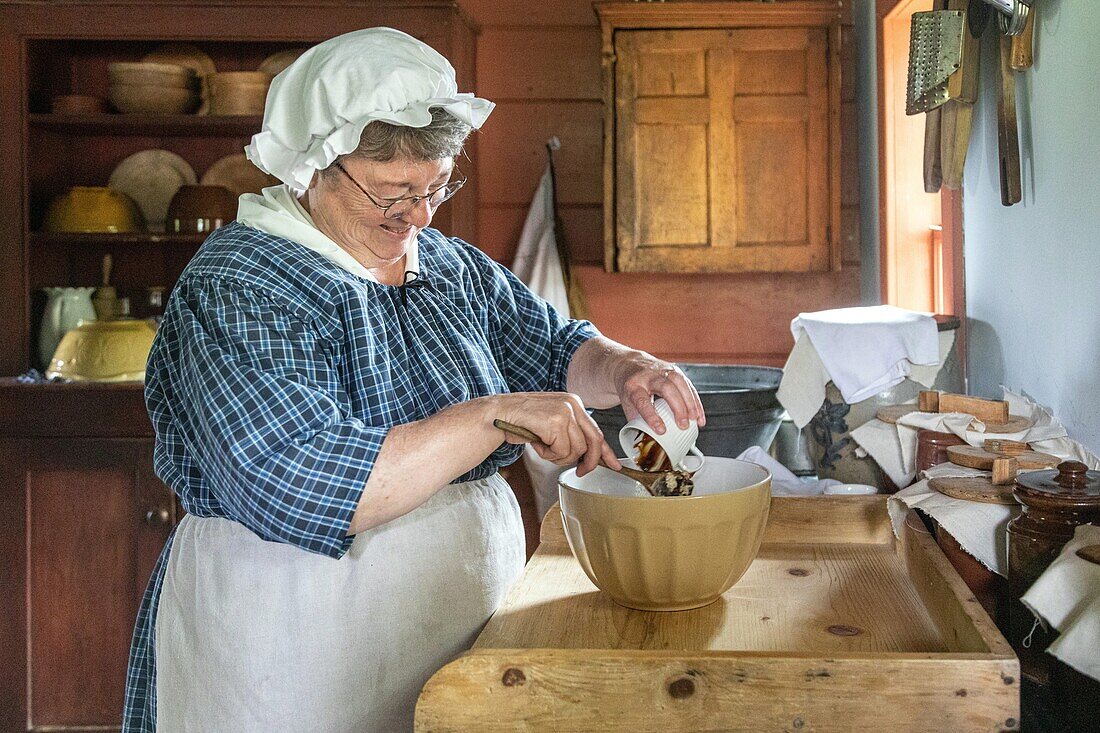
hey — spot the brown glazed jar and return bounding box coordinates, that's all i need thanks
[921,426,1003,625]
[916,428,967,472]
[1008,461,1100,683]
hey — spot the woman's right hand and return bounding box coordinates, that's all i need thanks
[490,392,621,477]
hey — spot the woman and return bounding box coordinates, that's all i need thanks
[123,28,705,731]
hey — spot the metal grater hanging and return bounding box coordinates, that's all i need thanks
[906,10,966,115]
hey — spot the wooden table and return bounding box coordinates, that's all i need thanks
[416,497,1019,731]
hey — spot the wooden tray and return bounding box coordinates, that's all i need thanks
[416,498,1019,731]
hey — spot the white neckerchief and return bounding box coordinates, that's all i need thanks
[236,185,419,283]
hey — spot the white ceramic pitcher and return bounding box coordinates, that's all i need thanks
[39,287,96,367]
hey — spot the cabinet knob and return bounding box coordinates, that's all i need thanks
[145,507,171,526]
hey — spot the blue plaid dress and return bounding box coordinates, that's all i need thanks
[122,221,598,730]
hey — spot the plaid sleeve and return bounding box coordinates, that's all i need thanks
[463,243,600,394]
[162,277,384,558]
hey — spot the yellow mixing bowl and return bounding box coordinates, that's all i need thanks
[43,186,144,233]
[558,457,771,611]
[46,319,157,382]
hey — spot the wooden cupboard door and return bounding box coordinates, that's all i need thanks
[614,27,838,273]
[21,440,175,730]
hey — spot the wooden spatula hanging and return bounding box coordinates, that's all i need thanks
[1010,5,1035,70]
[939,0,983,189]
[998,33,1023,205]
[924,107,944,193]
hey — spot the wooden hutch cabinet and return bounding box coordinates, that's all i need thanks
[0,385,174,731]
[0,2,479,730]
[595,1,845,273]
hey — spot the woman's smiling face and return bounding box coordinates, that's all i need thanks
[304,156,454,278]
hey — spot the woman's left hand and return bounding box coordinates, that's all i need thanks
[612,351,705,435]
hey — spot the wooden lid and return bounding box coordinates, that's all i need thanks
[929,476,1017,505]
[1015,461,1100,507]
[946,444,1060,471]
[876,405,919,424]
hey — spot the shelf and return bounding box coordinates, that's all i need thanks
[29,113,261,137]
[31,232,206,246]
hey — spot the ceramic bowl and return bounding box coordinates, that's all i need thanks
[109,83,199,115]
[558,457,771,611]
[207,85,269,115]
[43,186,143,233]
[167,184,237,233]
[107,61,198,89]
[208,71,272,86]
[46,319,158,382]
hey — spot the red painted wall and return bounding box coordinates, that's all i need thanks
[461,0,862,367]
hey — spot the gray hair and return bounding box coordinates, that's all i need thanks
[335,108,472,166]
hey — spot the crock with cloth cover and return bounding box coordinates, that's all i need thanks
[121,27,709,733]
[883,390,1100,724]
[777,305,962,489]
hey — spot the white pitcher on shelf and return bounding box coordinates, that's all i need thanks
[38,287,96,368]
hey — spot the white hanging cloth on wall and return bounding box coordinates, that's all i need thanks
[511,136,571,317]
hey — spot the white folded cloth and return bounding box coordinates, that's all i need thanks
[776,333,829,429]
[888,478,1017,576]
[778,309,950,429]
[792,305,939,403]
[736,446,842,496]
[851,412,916,487]
[1021,524,1100,682]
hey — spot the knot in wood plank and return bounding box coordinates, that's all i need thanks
[667,676,695,699]
[826,624,862,636]
[501,667,526,687]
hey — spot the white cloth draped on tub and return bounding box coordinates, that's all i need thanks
[778,306,943,429]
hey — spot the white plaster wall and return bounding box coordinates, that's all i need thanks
[962,1,1100,448]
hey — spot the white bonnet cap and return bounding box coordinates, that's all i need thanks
[245,27,493,191]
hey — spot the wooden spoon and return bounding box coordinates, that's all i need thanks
[493,419,694,497]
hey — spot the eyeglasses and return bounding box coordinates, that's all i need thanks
[333,162,466,220]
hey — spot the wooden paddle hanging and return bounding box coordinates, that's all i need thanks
[909,0,965,193]
[998,33,1023,205]
[940,0,983,189]
[1010,6,1035,70]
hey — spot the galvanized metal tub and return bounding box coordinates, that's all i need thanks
[591,364,785,460]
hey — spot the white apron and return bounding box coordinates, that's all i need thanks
[154,474,524,732]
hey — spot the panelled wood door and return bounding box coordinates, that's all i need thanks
[0,439,176,731]
[614,27,838,273]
